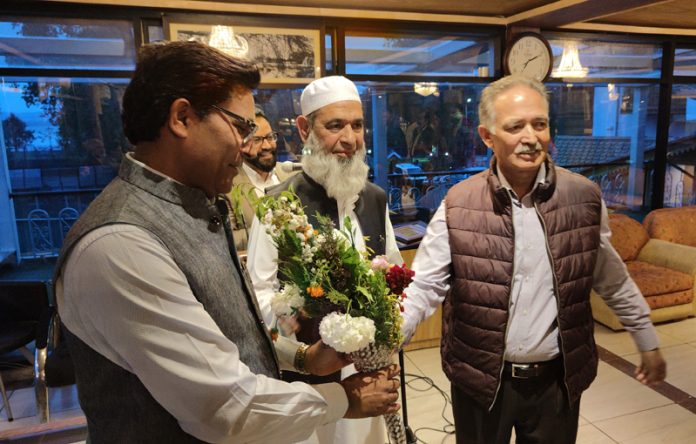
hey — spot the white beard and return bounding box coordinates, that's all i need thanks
[301,132,369,205]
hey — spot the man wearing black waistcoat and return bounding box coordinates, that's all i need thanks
[247,75,403,444]
[54,41,400,444]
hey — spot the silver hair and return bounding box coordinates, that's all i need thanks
[478,75,549,133]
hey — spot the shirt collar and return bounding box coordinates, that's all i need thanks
[128,152,184,186]
[128,152,222,205]
[241,162,276,188]
[495,162,547,198]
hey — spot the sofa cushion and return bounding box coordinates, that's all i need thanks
[608,214,650,261]
[643,206,696,248]
[645,290,694,310]
[625,260,693,297]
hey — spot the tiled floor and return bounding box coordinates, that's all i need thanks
[404,317,696,443]
[2,318,696,443]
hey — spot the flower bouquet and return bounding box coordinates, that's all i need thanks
[256,191,413,444]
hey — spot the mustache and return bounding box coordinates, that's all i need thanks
[514,142,543,155]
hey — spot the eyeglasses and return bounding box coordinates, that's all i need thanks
[210,104,258,145]
[252,132,278,146]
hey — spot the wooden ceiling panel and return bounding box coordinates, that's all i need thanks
[191,0,551,16]
[509,0,668,28]
[588,0,696,29]
[37,0,696,34]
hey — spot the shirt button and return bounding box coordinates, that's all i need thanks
[518,345,523,350]
[525,276,530,282]
[523,309,528,315]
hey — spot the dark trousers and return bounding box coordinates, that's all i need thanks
[451,365,580,444]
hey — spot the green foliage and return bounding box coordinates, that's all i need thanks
[2,114,35,152]
[260,191,403,348]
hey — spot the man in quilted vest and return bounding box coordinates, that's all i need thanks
[401,75,666,444]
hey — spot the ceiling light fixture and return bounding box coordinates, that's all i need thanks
[552,42,588,78]
[413,82,439,97]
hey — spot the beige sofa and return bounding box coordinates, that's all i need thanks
[590,213,696,330]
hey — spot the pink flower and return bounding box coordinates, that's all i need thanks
[370,255,391,271]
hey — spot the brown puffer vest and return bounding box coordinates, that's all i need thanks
[442,159,602,410]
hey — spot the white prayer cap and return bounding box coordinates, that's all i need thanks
[300,76,361,116]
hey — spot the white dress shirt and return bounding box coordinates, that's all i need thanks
[241,162,281,198]
[57,224,348,444]
[401,165,659,359]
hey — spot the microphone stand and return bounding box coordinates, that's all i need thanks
[398,349,418,444]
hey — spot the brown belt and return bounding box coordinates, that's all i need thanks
[503,357,561,379]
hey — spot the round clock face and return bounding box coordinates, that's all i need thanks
[505,34,552,81]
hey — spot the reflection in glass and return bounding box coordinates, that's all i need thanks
[665,84,696,207]
[344,31,497,77]
[0,17,136,70]
[254,87,305,162]
[546,83,659,211]
[546,34,662,79]
[356,82,488,225]
[674,48,696,77]
[551,42,588,78]
[325,33,333,72]
[0,77,130,258]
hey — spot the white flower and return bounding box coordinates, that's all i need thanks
[301,243,314,262]
[262,209,273,225]
[319,312,375,353]
[270,284,305,316]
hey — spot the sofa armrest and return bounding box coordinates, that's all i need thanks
[637,239,696,276]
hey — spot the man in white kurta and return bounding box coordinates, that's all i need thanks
[247,76,403,444]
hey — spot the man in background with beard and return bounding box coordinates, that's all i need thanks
[247,75,403,444]
[228,107,297,253]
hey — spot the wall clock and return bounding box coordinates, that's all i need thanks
[504,32,553,82]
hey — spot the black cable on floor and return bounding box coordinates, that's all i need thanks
[404,372,455,443]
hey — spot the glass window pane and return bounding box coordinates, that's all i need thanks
[355,81,489,225]
[674,48,696,77]
[254,87,305,162]
[665,84,696,207]
[546,35,662,79]
[147,25,165,43]
[0,17,136,70]
[325,33,333,73]
[1,76,130,258]
[546,83,659,210]
[345,31,497,77]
